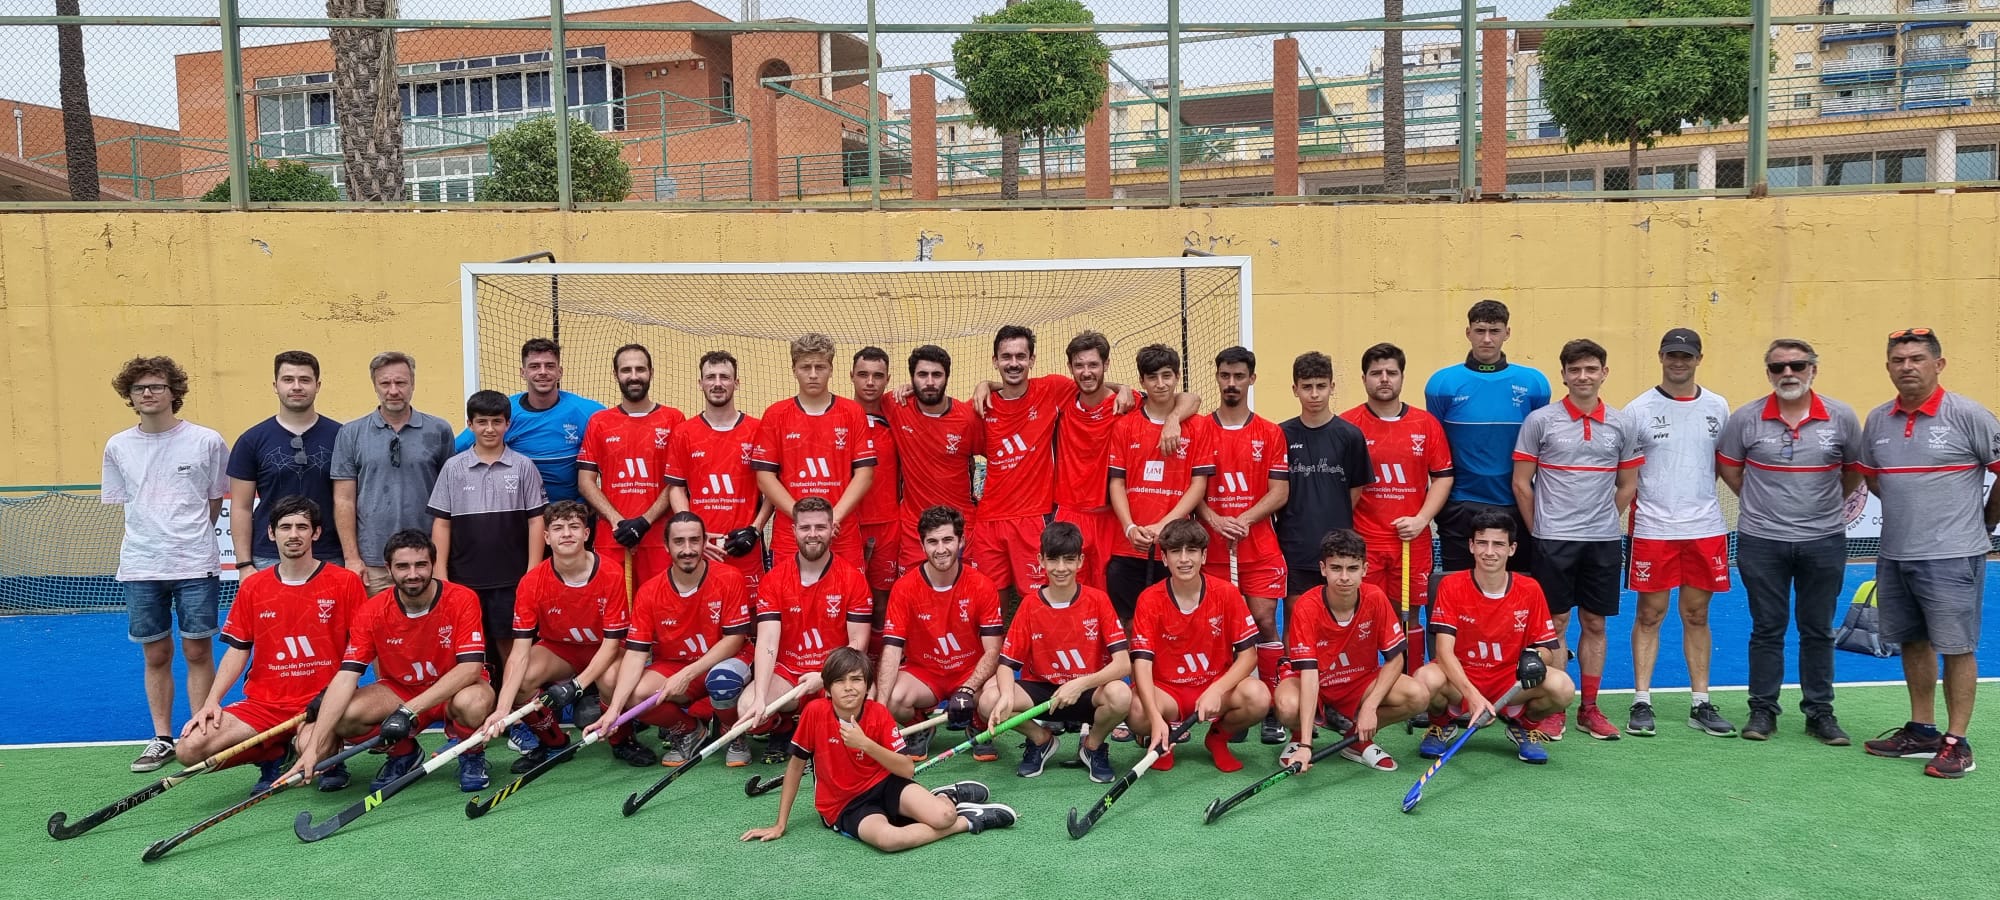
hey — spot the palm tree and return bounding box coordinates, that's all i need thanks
[998,0,1021,200]
[326,0,404,201]
[56,0,99,200]
[1382,0,1406,194]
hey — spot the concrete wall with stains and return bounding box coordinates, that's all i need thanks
[2,196,1993,484]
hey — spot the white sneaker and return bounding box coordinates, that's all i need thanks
[1340,740,1398,772]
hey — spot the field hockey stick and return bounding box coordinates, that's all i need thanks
[141,735,382,862]
[912,700,1055,775]
[1201,732,1360,825]
[294,691,551,842]
[744,708,950,797]
[1066,716,1200,840]
[623,680,812,817]
[48,710,308,841]
[1400,683,1524,814]
[465,687,670,819]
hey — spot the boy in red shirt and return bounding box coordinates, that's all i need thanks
[1413,510,1575,765]
[287,528,498,792]
[740,646,1016,850]
[739,497,874,763]
[752,333,877,566]
[1130,519,1269,774]
[876,505,1005,759]
[484,500,649,772]
[981,521,1135,784]
[180,497,364,794]
[1108,344,1217,622]
[1276,529,1432,775]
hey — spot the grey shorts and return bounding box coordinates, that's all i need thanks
[1875,555,1986,655]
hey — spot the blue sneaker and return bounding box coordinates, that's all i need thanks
[1016,735,1057,778]
[251,758,286,796]
[457,751,490,792]
[316,761,351,792]
[507,722,540,754]
[1506,719,1549,765]
[369,748,420,792]
[1418,724,1455,759]
[1080,741,1116,783]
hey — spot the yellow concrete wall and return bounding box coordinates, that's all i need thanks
[2,194,1994,486]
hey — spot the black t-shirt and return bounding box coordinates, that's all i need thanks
[1273,415,1375,572]
[227,415,344,561]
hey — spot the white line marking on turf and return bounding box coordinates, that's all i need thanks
[0,723,456,751]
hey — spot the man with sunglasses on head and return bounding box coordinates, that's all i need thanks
[332,352,455,596]
[1717,339,1864,745]
[230,350,344,579]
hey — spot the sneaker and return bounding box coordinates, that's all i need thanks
[1577,705,1621,741]
[1261,714,1288,745]
[1805,715,1851,747]
[1417,724,1455,759]
[1688,702,1738,737]
[760,729,792,766]
[932,780,989,804]
[904,727,932,761]
[1339,740,1398,772]
[971,740,999,762]
[1016,736,1057,778]
[1925,735,1976,779]
[509,739,575,774]
[1741,709,1776,741]
[369,748,421,792]
[315,762,351,792]
[1505,719,1550,765]
[251,758,286,795]
[1080,742,1116,784]
[956,801,1018,834]
[725,736,753,768]
[662,726,705,767]
[507,722,540,754]
[609,737,659,768]
[1108,723,1133,743]
[131,737,175,773]
[1865,722,1945,759]
[1626,701,1657,737]
[457,751,490,792]
[1539,710,1567,741]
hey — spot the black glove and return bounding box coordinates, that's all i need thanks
[612,517,650,549]
[946,686,978,730]
[542,679,582,711]
[305,690,326,724]
[574,689,604,730]
[1516,649,1546,689]
[723,527,761,558]
[378,706,417,744]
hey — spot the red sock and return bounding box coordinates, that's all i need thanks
[1150,749,1176,771]
[524,708,567,746]
[1582,675,1602,709]
[718,707,740,728]
[608,722,634,745]
[639,703,694,731]
[1204,726,1243,773]
[688,698,715,721]
[1256,643,1283,689]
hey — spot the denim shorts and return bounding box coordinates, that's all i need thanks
[125,576,222,644]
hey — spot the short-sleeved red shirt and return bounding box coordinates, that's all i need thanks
[1129,575,1259,688]
[1340,403,1455,546]
[1284,584,1408,693]
[1107,411,1218,557]
[340,580,486,690]
[882,564,1004,677]
[1203,413,1290,565]
[882,397,984,525]
[1429,571,1559,685]
[789,697,906,824]
[755,555,874,675]
[577,404,684,550]
[510,553,631,650]
[856,411,900,525]
[625,563,754,663]
[999,586,1129,684]
[751,396,877,535]
[1054,392,1124,512]
[220,563,364,708]
[662,411,763,535]
[979,374,1072,520]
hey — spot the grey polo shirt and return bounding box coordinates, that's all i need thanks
[1859,388,2000,561]
[1512,397,1644,541]
[1716,392,1862,542]
[425,446,547,590]
[331,407,456,566]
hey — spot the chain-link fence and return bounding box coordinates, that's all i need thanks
[2,1,1996,207]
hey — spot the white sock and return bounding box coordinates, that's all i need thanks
[1634,690,1651,706]
[1692,692,1710,707]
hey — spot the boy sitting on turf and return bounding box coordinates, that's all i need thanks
[594,512,756,767]
[1130,519,1269,773]
[1413,510,1574,764]
[740,646,1016,850]
[1276,529,1431,774]
[981,521,1135,783]
[482,500,653,772]
[737,496,873,762]
[876,505,1005,760]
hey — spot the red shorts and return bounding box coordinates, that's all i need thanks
[967,514,1048,592]
[595,541,667,594]
[1278,667,1371,718]
[1054,507,1117,590]
[224,696,306,734]
[900,662,970,703]
[539,640,601,678]
[1362,537,1433,608]
[1202,554,1288,601]
[722,550,766,596]
[380,676,485,737]
[1444,668,1524,720]
[860,521,902,592]
[1148,678,1217,720]
[1628,535,1731,593]
[643,659,711,702]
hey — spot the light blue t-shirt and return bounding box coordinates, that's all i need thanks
[1424,356,1552,506]
[455,390,604,503]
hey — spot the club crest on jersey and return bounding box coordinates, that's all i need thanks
[1410,432,1426,454]
[1818,430,1838,448]
[317,598,336,622]
[502,472,520,492]
[1208,614,1224,636]
[563,423,581,444]
[1927,426,1952,448]
[655,428,670,449]
[958,596,973,621]
[438,624,453,645]
[1357,619,1373,639]
[1512,609,1529,631]
[1511,385,1530,407]
[945,433,963,454]
[1082,618,1100,641]
[1174,440,1189,460]
[833,427,849,450]
[825,594,845,617]
[1250,439,1265,462]
[1706,416,1720,438]
[739,442,754,463]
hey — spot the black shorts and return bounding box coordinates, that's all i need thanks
[1436,501,1536,574]
[1018,679,1101,725]
[828,774,921,838]
[1286,567,1321,598]
[1104,556,1166,621]
[1531,539,1624,617]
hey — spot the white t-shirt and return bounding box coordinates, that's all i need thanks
[1626,386,1730,540]
[101,420,230,581]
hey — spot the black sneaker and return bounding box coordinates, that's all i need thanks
[131,737,176,773]
[1925,735,1976,778]
[932,780,989,804]
[1805,715,1851,747]
[1260,714,1288,745]
[1626,701,1657,737]
[956,801,1018,834]
[509,738,575,774]
[1741,709,1776,742]
[1865,722,1945,759]
[610,737,660,768]
[315,762,351,792]
[762,730,793,765]
[1688,702,1738,737]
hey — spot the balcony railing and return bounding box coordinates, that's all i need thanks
[257,104,621,159]
[1820,93,1898,114]
[1903,45,1974,66]
[1907,0,1969,14]
[1902,84,1974,106]
[1823,21,1898,38]
[1823,56,1896,73]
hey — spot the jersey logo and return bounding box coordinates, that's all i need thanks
[317,598,337,622]
[565,627,599,643]
[996,434,1028,457]
[563,423,581,444]
[654,427,670,449]
[274,635,318,661]
[1928,426,1953,448]
[1028,407,1039,421]
[1082,618,1100,641]
[1410,432,1426,454]
[437,625,453,645]
[260,609,278,619]
[1633,560,1653,581]
[1512,608,1529,631]
[1218,471,1251,493]
[1250,439,1266,462]
[1511,385,1530,407]
[825,594,845,617]
[833,427,849,450]
[739,442,754,463]
[958,596,972,622]
[1208,614,1224,636]
[704,473,737,496]
[1050,648,1089,671]
[1143,460,1166,483]
[1174,652,1213,675]
[1356,620,1373,640]
[936,632,964,656]
[502,472,519,492]
[1174,441,1189,460]
[799,458,833,479]
[1819,430,1838,448]
[617,458,651,481]
[1706,416,1720,438]
[945,433,963,454]
[1376,463,1409,486]
[604,434,623,445]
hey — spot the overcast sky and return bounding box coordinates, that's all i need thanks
[0,0,1556,128]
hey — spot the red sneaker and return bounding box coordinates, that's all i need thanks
[1577,705,1622,741]
[1538,710,1567,742]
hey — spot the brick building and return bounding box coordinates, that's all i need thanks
[2,100,180,201]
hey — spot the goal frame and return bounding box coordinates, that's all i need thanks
[458,255,1255,398]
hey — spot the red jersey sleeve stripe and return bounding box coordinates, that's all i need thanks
[1536,462,1620,473]
[1511,451,1539,462]
[1617,456,1645,469]
[221,634,253,650]
[1715,452,1744,466]
[1105,639,1130,654]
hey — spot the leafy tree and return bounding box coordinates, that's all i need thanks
[952,0,1111,199]
[1539,0,1749,189]
[479,115,632,203]
[200,160,340,202]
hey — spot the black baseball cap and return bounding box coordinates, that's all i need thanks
[1660,328,1702,355]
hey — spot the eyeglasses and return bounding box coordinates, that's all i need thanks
[1888,327,1934,339]
[289,434,307,465]
[1780,431,1795,462]
[130,384,171,395]
[389,435,402,468]
[1765,360,1812,374]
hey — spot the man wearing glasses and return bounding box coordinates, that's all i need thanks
[332,352,455,596]
[229,350,343,578]
[1717,338,1864,745]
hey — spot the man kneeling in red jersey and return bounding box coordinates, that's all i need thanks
[876,505,1004,760]
[739,496,873,763]
[1130,519,1270,773]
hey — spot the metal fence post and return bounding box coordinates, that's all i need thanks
[551,0,573,209]
[1747,0,1770,195]
[1457,0,1477,201]
[220,0,250,209]
[1167,0,1182,206]
[867,0,881,208]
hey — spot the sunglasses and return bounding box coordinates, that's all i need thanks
[1765,360,1812,374]
[1888,327,1933,339]
[289,434,307,465]
[1780,431,1795,462]
[389,435,402,468]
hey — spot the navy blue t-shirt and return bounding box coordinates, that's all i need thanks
[227,415,344,561]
